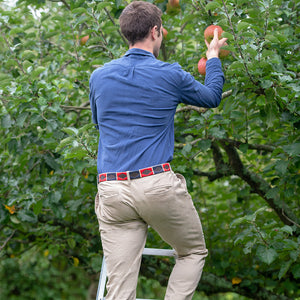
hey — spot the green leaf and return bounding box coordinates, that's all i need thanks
[266,106,277,127]
[228,61,244,72]
[64,148,88,159]
[256,245,278,265]
[78,123,96,134]
[291,264,300,279]
[198,139,211,152]
[1,114,12,128]
[256,95,265,106]
[275,160,289,175]
[182,143,192,156]
[10,215,21,224]
[44,156,60,170]
[38,96,48,106]
[62,127,79,136]
[115,0,122,9]
[67,239,76,249]
[221,32,234,40]
[56,136,75,151]
[16,112,29,127]
[97,2,112,10]
[290,250,299,262]
[91,255,102,272]
[49,191,61,204]
[265,187,279,199]
[22,50,37,60]
[283,143,300,156]
[31,66,46,78]
[33,200,43,215]
[209,127,226,139]
[71,7,87,14]
[260,80,273,89]
[238,143,248,153]
[205,2,221,11]
[237,22,250,31]
[265,34,280,44]
[230,216,247,227]
[0,73,12,88]
[18,210,38,223]
[243,239,257,254]
[278,260,292,280]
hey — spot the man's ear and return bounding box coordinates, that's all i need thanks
[150,26,158,40]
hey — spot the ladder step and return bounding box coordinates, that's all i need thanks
[142,248,176,256]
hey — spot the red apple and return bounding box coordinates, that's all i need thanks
[163,28,168,39]
[169,0,180,8]
[219,42,230,58]
[198,57,207,76]
[80,35,89,46]
[204,25,223,43]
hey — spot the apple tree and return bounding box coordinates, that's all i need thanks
[0,0,299,299]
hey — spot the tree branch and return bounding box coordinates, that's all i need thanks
[219,140,300,232]
[91,8,114,59]
[175,136,275,155]
[38,214,94,238]
[219,138,275,152]
[0,230,16,252]
[59,0,71,10]
[193,168,233,181]
[104,7,128,45]
[221,0,257,86]
[210,140,225,168]
[176,105,208,114]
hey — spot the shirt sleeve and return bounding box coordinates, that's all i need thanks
[178,58,225,108]
[89,72,99,129]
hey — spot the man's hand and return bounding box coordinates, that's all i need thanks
[205,28,228,60]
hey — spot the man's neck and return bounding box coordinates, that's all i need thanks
[129,41,154,55]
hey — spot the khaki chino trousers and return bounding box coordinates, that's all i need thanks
[95,170,208,300]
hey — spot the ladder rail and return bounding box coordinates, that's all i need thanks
[96,257,107,300]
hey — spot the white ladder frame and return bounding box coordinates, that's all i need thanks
[96,248,176,300]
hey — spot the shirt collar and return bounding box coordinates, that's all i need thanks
[124,48,155,58]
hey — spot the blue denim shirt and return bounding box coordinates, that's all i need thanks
[89,48,225,173]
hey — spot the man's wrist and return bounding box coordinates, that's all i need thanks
[207,51,219,60]
[207,55,219,60]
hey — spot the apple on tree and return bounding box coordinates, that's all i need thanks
[219,42,230,58]
[80,35,89,46]
[197,57,207,76]
[163,28,168,39]
[204,25,230,58]
[166,0,180,14]
[204,25,223,43]
[198,24,230,76]
[168,0,180,8]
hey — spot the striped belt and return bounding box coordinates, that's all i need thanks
[98,163,171,183]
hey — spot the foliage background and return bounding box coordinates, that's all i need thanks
[0,0,299,299]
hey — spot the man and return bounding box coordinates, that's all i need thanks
[89,1,227,299]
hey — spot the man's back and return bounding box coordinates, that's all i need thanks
[89,48,224,173]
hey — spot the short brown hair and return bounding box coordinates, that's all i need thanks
[119,1,162,45]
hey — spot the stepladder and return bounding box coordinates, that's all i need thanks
[96,247,177,300]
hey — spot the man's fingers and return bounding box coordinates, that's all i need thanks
[219,37,228,47]
[205,39,210,48]
[214,28,219,39]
